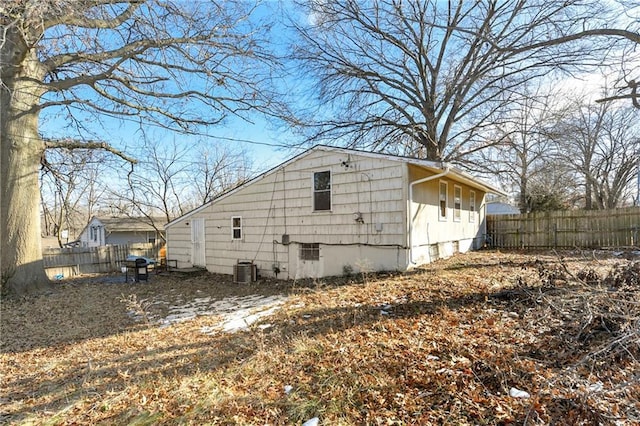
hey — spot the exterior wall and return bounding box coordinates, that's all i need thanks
[408,165,486,265]
[106,231,159,246]
[166,149,494,279]
[165,219,192,266]
[79,218,163,248]
[79,218,106,248]
[287,244,408,279]
[166,150,410,278]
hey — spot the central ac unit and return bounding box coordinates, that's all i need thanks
[234,261,257,283]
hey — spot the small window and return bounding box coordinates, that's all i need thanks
[469,191,476,222]
[454,185,462,222]
[313,171,331,211]
[439,181,448,220]
[300,243,320,261]
[90,226,99,242]
[231,216,242,240]
[148,237,156,244]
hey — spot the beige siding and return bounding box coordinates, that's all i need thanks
[166,149,494,278]
[166,150,409,278]
[165,222,191,267]
[408,165,486,264]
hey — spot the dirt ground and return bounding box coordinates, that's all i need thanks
[1,250,639,425]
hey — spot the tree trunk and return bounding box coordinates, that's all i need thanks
[1,28,51,296]
[584,179,593,210]
[519,175,528,213]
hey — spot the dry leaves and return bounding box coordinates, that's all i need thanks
[1,250,638,425]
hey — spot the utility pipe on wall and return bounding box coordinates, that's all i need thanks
[408,166,450,265]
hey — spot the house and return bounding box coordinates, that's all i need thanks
[79,216,166,248]
[165,146,505,279]
[487,201,521,215]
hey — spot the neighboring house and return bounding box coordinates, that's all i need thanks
[165,146,505,280]
[79,216,166,248]
[487,201,521,215]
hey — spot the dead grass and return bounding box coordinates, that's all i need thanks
[1,250,639,425]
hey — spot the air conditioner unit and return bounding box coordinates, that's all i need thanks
[234,261,257,284]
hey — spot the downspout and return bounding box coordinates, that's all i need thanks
[408,165,451,265]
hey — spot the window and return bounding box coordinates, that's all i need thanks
[300,243,320,260]
[90,226,99,242]
[469,191,476,222]
[231,216,242,240]
[454,185,462,221]
[439,181,448,220]
[313,171,331,211]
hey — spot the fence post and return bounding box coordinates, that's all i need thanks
[519,224,524,249]
[553,223,558,248]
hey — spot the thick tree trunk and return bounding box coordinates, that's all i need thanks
[519,175,528,213]
[584,179,593,210]
[1,28,51,296]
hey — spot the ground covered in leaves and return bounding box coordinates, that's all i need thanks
[1,250,639,425]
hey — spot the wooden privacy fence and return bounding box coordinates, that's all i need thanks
[43,243,162,279]
[487,207,640,249]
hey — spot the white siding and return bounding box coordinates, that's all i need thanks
[79,218,105,248]
[166,150,409,277]
[166,148,492,278]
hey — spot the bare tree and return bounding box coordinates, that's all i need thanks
[501,1,640,107]
[556,97,640,209]
[40,148,110,247]
[287,0,614,162]
[190,145,253,206]
[470,84,570,212]
[0,1,278,295]
[105,138,253,239]
[115,139,192,225]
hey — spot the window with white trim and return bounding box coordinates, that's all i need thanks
[300,243,320,260]
[454,185,462,222]
[313,171,331,211]
[90,226,99,242]
[231,216,242,240]
[439,181,448,220]
[469,191,476,222]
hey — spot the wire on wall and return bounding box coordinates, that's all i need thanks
[252,168,280,262]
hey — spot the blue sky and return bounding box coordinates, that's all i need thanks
[38,1,308,178]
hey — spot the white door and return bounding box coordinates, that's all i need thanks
[191,218,206,267]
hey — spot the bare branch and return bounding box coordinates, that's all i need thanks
[43,138,137,163]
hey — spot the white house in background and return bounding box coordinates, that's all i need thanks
[79,216,166,248]
[487,201,521,215]
[164,146,505,280]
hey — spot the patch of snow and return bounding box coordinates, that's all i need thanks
[161,294,287,327]
[219,304,283,333]
[302,418,319,426]
[509,387,530,398]
[153,294,287,334]
[588,382,604,392]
